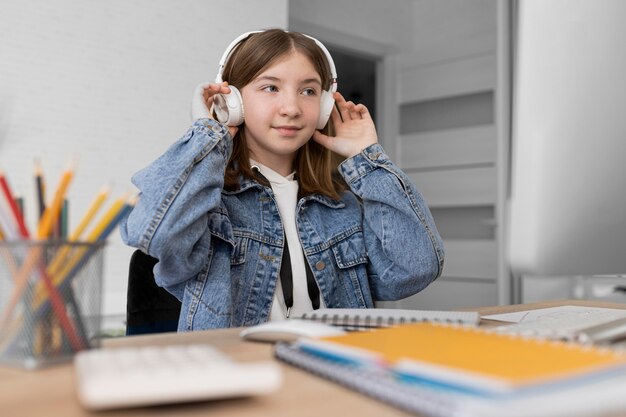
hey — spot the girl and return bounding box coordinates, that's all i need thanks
[121,29,444,331]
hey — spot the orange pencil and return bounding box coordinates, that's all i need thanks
[38,164,74,239]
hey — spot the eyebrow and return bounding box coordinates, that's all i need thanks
[254,75,322,86]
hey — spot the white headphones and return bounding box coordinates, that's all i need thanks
[213,30,338,130]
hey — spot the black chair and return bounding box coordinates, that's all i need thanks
[126,250,181,335]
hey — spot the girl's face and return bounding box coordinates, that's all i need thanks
[241,51,322,176]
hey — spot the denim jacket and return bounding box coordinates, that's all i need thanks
[120,118,444,330]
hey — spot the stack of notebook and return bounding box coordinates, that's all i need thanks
[275,320,626,417]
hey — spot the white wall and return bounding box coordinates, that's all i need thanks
[289,0,495,57]
[289,0,415,55]
[0,0,287,318]
[411,0,496,48]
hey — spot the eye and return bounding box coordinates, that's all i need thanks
[262,85,278,93]
[302,87,318,97]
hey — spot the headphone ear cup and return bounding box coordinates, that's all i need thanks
[214,86,244,126]
[317,90,335,130]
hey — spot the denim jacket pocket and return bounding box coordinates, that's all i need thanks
[326,228,371,307]
[206,206,233,246]
[331,227,368,268]
[230,235,249,265]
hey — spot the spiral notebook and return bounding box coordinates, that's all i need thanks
[275,322,626,417]
[297,308,479,330]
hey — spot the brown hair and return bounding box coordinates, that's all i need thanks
[220,29,346,200]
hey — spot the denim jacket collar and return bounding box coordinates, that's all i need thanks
[224,173,345,209]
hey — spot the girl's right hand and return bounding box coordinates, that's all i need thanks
[190,82,239,137]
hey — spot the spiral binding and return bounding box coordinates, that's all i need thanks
[299,310,476,331]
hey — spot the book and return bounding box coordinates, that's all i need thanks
[275,341,626,417]
[297,308,479,330]
[288,322,626,397]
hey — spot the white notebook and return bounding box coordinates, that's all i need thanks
[297,308,479,330]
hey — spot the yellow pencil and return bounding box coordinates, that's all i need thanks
[38,165,74,239]
[32,193,130,308]
[69,185,112,241]
[84,193,130,240]
[46,185,111,277]
[55,193,128,281]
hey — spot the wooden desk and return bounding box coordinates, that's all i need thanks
[2,299,625,417]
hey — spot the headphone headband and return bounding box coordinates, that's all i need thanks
[215,30,337,94]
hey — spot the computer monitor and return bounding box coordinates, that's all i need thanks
[508,0,626,277]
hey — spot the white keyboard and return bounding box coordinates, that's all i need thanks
[492,309,626,341]
[74,344,282,410]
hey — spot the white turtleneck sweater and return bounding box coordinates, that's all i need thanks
[251,161,324,320]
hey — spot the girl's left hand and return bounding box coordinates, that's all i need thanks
[312,92,378,158]
[191,81,239,138]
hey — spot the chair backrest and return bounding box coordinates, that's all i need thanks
[126,250,181,335]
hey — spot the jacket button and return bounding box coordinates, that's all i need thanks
[315,261,325,271]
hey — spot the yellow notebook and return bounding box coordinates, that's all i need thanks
[296,322,626,396]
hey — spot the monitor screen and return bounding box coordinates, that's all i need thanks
[508,0,626,277]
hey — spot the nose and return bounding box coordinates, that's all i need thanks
[279,91,302,118]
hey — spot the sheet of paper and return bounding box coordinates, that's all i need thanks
[481,305,626,323]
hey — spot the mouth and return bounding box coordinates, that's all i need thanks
[273,125,302,136]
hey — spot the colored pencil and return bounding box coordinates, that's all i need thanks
[0,165,85,351]
[38,164,74,239]
[0,199,17,240]
[61,199,68,238]
[0,170,29,239]
[34,158,46,218]
[69,186,111,240]
[32,196,135,309]
[0,244,86,351]
[0,164,128,357]
[46,193,130,291]
[46,186,110,277]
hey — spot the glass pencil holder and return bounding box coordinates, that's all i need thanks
[0,240,105,369]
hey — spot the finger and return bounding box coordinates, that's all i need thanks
[217,81,232,95]
[339,99,354,121]
[351,103,367,120]
[201,83,219,101]
[333,92,350,120]
[312,130,333,150]
[203,83,231,100]
[346,101,362,120]
[333,91,347,104]
[329,105,343,126]
[355,103,371,120]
